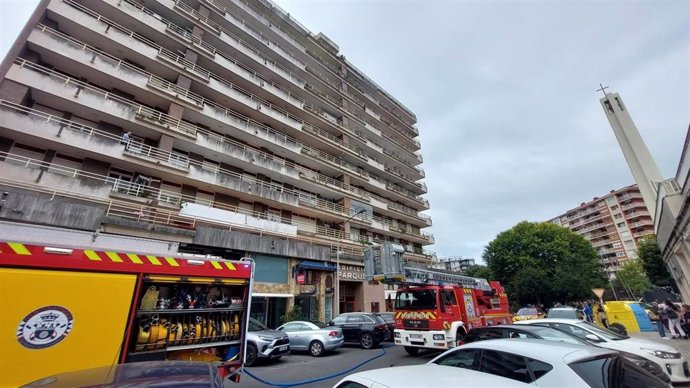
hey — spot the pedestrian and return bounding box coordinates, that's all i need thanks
[597,304,608,328]
[583,302,593,323]
[651,301,666,339]
[664,300,686,339]
[121,131,131,145]
[681,304,690,336]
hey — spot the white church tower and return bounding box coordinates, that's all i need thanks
[598,86,664,220]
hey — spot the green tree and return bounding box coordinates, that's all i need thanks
[464,264,494,280]
[616,259,652,297]
[637,236,674,287]
[483,221,607,308]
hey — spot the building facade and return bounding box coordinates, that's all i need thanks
[440,257,476,272]
[0,0,432,325]
[550,185,655,273]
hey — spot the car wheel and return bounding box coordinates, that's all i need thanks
[245,343,258,367]
[309,340,324,357]
[404,346,419,356]
[360,332,375,349]
[456,328,467,346]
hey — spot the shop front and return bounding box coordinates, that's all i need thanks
[338,264,365,313]
[293,260,336,322]
[250,254,291,328]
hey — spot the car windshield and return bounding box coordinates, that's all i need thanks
[248,318,269,331]
[517,308,539,315]
[395,289,437,310]
[531,327,588,345]
[578,321,627,340]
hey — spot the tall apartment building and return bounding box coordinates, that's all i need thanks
[0,0,432,326]
[550,185,654,274]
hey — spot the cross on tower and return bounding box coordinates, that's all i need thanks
[596,83,609,98]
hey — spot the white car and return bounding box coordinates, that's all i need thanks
[333,364,531,388]
[427,339,669,387]
[334,339,669,388]
[515,318,690,384]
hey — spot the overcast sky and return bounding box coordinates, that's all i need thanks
[1,0,688,262]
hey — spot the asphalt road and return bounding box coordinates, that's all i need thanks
[227,343,439,388]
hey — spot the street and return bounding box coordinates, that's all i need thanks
[229,333,690,388]
[230,343,438,388]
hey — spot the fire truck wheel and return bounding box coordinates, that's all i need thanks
[404,346,419,356]
[360,332,375,349]
[456,328,467,346]
[245,343,258,366]
[309,340,324,357]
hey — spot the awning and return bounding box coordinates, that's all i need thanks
[297,260,337,272]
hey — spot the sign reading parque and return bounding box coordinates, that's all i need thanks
[338,265,365,280]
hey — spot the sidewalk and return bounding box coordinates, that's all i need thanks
[631,331,690,359]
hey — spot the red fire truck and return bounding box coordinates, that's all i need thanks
[364,244,511,355]
[0,241,254,386]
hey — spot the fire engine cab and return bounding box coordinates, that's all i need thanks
[0,241,254,386]
[364,244,510,355]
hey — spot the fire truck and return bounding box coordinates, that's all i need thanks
[364,244,510,355]
[0,240,255,386]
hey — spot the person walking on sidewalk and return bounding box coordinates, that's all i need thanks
[664,300,687,339]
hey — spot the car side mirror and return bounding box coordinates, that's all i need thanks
[328,321,334,326]
[585,334,601,342]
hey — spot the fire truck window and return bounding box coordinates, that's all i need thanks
[432,348,481,370]
[442,290,456,306]
[479,350,531,383]
[408,290,437,309]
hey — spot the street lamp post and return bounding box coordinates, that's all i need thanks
[335,209,366,318]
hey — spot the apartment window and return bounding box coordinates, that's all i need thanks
[267,208,282,223]
[613,243,622,249]
[616,252,626,257]
[159,183,182,206]
[238,202,254,216]
[613,213,622,219]
[49,154,82,176]
[610,205,619,210]
[617,222,626,228]
[195,190,214,207]
[8,143,44,164]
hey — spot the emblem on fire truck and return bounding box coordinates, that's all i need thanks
[17,306,74,349]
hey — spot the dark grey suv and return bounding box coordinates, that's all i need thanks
[245,317,290,366]
[328,313,389,349]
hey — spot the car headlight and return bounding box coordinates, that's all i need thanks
[258,335,274,341]
[433,334,445,340]
[641,347,681,359]
[394,332,401,338]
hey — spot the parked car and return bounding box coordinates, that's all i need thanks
[515,318,690,384]
[275,320,344,356]
[462,324,670,383]
[546,306,585,320]
[511,307,546,322]
[375,312,396,340]
[328,312,389,349]
[245,317,290,366]
[333,364,531,388]
[427,338,670,387]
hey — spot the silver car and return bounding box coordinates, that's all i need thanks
[276,320,344,357]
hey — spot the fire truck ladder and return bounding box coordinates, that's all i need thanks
[363,244,492,292]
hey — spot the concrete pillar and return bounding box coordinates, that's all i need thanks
[158,134,175,153]
[197,5,210,18]
[192,26,204,40]
[184,49,199,64]
[167,103,184,120]
[0,80,30,105]
[176,75,192,90]
[0,136,14,160]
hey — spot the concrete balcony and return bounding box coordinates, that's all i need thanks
[124,142,190,172]
[220,0,307,54]
[0,155,114,200]
[188,164,301,207]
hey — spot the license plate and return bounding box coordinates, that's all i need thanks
[410,334,423,339]
[279,345,288,351]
